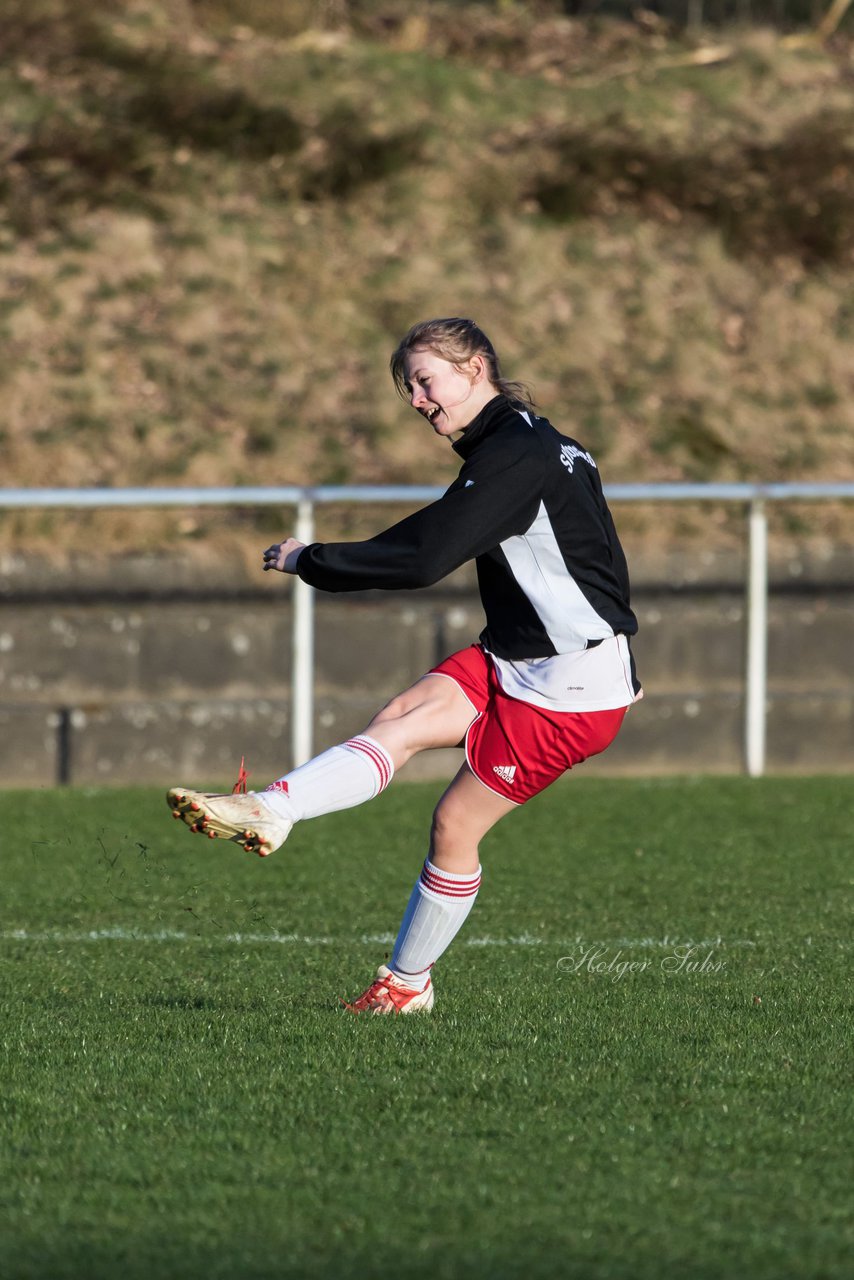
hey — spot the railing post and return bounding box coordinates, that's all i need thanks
[291,497,315,768]
[745,497,768,777]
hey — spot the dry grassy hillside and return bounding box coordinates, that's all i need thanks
[1,1,853,560]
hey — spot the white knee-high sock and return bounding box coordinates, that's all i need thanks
[390,859,482,991]
[259,734,394,822]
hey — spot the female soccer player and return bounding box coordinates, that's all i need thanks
[168,318,641,1013]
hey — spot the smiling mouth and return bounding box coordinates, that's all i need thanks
[425,406,442,424]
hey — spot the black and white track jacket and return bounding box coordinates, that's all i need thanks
[297,395,639,687]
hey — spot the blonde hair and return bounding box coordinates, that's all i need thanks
[390,318,535,410]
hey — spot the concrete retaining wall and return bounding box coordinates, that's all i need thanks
[0,549,852,787]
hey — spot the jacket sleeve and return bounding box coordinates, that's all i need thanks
[296,432,545,593]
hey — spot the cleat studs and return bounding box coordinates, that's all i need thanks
[172,810,181,819]
[208,830,217,839]
[190,801,201,812]
[243,843,254,853]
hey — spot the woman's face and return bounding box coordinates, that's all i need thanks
[402,348,493,437]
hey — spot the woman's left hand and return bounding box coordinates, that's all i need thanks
[262,538,306,574]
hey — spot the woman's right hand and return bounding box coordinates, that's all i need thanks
[262,538,306,574]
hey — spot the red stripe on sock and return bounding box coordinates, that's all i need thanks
[345,736,392,791]
[420,876,481,898]
[420,862,481,898]
[421,861,481,890]
[345,736,390,789]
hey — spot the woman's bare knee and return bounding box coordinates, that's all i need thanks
[429,800,456,854]
[429,767,516,871]
[430,815,478,874]
[430,789,480,857]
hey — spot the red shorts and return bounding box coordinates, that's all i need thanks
[430,644,627,804]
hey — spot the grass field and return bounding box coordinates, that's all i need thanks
[1,776,851,1279]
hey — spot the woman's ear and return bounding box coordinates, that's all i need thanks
[468,354,486,383]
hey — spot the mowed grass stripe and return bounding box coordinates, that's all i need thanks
[1,777,852,1280]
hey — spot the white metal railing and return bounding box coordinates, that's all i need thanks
[3,482,854,777]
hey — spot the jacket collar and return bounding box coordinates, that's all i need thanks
[452,394,521,459]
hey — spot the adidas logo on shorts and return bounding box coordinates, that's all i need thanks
[493,764,516,784]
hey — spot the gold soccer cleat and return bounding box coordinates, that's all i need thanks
[167,788,292,858]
